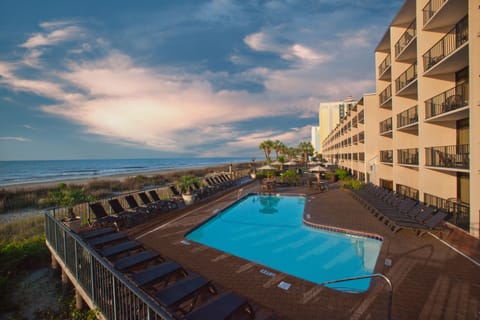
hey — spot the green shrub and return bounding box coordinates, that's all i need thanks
[342,179,364,190]
[334,169,349,180]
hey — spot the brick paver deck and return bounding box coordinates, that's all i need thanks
[127,182,480,319]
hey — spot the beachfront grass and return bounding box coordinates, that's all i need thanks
[0,215,48,314]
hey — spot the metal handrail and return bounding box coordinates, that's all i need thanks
[423,16,468,71]
[395,20,416,58]
[320,273,393,320]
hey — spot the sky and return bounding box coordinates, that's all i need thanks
[0,0,403,161]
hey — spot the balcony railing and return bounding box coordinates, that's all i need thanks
[397,148,419,165]
[425,82,468,119]
[379,117,393,135]
[396,184,419,200]
[395,20,416,58]
[378,53,391,77]
[425,144,469,169]
[379,85,392,106]
[423,16,468,71]
[358,110,365,124]
[424,193,469,231]
[397,105,418,128]
[380,150,393,163]
[395,63,417,93]
[423,0,447,26]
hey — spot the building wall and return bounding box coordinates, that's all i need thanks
[321,0,478,237]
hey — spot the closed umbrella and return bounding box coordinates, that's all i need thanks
[258,165,275,170]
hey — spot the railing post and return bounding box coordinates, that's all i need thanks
[320,273,393,320]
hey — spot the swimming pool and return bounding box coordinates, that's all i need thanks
[186,194,383,292]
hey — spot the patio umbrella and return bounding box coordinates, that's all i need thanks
[309,165,327,183]
[308,165,327,172]
[258,165,275,170]
[271,160,282,166]
[284,160,298,166]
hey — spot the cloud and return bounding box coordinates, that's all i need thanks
[244,31,330,65]
[21,23,85,48]
[22,49,44,67]
[0,136,31,142]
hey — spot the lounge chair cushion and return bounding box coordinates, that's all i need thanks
[185,292,252,320]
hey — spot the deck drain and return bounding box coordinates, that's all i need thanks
[278,281,291,290]
[260,269,276,277]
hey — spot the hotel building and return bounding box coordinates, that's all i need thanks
[317,97,356,154]
[322,0,479,237]
[311,126,320,154]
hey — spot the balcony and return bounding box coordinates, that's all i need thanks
[379,85,392,109]
[395,63,417,96]
[425,144,469,171]
[424,193,469,232]
[423,16,468,76]
[425,82,469,122]
[397,148,419,166]
[395,20,417,61]
[353,134,358,145]
[358,110,365,124]
[352,116,358,128]
[423,0,468,30]
[359,152,365,162]
[378,53,391,81]
[358,131,365,143]
[379,117,393,137]
[380,150,393,164]
[397,105,418,132]
[353,153,358,161]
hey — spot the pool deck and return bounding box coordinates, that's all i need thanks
[127,182,480,319]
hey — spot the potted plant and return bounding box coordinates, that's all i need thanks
[47,183,94,232]
[177,175,201,206]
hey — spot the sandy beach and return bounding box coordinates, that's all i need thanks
[1,162,247,192]
[0,162,251,223]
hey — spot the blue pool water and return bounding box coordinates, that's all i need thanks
[186,194,383,292]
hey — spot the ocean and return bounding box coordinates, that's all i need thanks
[0,158,251,187]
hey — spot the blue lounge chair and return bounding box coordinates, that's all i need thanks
[99,240,142,258]
[154,274,214,310]
[114,250,160,271]
[184,291,254,320]
[88,232,128,247]
[80,227,116,240]
[131,261,184,287]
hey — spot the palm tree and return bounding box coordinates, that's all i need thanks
[286,147,298,161]
[259,140,274,164]
[298,141,314,166]
[272,140,286,160]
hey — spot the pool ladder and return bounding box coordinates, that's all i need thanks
[320,273,393,320]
